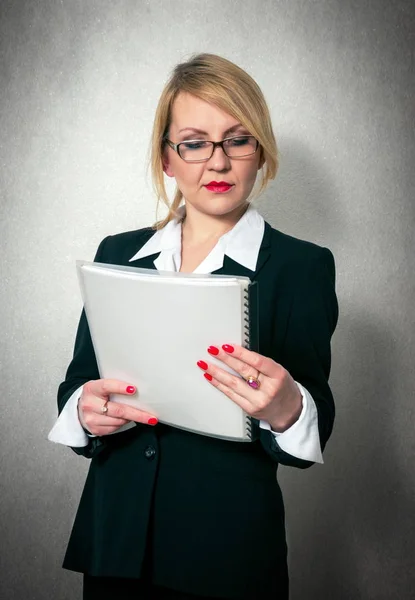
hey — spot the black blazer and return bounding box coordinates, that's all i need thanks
[58,221,338,599]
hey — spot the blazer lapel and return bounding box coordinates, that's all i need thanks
[127,253,160,270]
[211,222,272,280]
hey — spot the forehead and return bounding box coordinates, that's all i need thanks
[170,92,239,131]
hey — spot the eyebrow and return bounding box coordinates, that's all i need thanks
[178,124,247,137]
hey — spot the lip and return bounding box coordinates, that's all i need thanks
[204,181,234,193]
[205,181,232,186]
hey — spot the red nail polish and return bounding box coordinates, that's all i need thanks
[207,346,219,356]
[126,386,135,394]
[204,373,213,381]
[148,417,158,425]
[222,344,234,353]
[197,360,208,370]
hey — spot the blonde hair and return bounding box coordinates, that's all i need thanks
[149,53,279,229]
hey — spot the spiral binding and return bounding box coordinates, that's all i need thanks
[245,415,253,440]
[243,287,251,350]
[243,285,253,440]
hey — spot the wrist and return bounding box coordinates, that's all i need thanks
[269,388,303,433]
[77,403,90,434]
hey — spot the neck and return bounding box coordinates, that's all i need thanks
[181,203,248,245]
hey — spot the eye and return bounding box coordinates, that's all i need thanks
[227,136,251,146]
[181,140,210,150]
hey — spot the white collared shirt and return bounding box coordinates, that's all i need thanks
[129,204,264,274]
[48,204,323,463]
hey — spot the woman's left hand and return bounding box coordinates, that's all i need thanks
[197,344,303,433]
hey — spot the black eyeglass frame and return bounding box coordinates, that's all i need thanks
[163,135,260,163]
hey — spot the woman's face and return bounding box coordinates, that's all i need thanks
[163,92,263,219]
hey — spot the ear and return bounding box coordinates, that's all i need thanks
[162,151,175,178]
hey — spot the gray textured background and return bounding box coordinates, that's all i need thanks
[1,1,414,599]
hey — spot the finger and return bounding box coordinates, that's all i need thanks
[83,379,137,400]
[87,424,133,436]
[203,364,264,408]
[83,415,130,428]
[80,393,158,426]
[211,344,281,379]
[203,372,255,414]
[219,354,261,382]
[105,401,158,425]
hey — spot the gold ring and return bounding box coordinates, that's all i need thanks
[245,375,261,390]
[101,400,109,414]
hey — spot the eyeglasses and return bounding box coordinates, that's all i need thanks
[164,135,259,163]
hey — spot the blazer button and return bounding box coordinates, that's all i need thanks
[144,445,156,460]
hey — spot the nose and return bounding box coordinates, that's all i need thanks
[207,144,231,171]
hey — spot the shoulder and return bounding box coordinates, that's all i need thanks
[264,223,338,329]
[265,222,336,281]
[266,222,333,261]
[259,224,337,312]
[94,227,157,263]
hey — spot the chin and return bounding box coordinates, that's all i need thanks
[188,197,249,218]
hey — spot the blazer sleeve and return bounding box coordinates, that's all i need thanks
[259,247,339,469]
[57,236,112,459]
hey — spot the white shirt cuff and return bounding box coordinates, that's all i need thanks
[48,385,90,447]
[259,381,323,464]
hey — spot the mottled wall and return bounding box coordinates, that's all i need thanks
[1,1,414,599]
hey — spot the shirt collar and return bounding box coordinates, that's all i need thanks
[128,204,265,273]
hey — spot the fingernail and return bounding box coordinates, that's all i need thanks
[222,344,234,353]
[207,346,219,356]
[126,386,135,394]
[148,417,158,425]
[197,360,208,370]
[204,373,213,381]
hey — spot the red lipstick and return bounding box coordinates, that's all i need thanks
[204,181,233,193]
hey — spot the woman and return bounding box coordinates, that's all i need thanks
[49,53,338,600]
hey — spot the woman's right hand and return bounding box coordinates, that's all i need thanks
[78,379,158,436]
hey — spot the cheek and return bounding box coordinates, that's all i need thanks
[238,162,260,187]
[174,164,204,188]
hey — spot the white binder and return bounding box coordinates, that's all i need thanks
[77,261,258,442]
